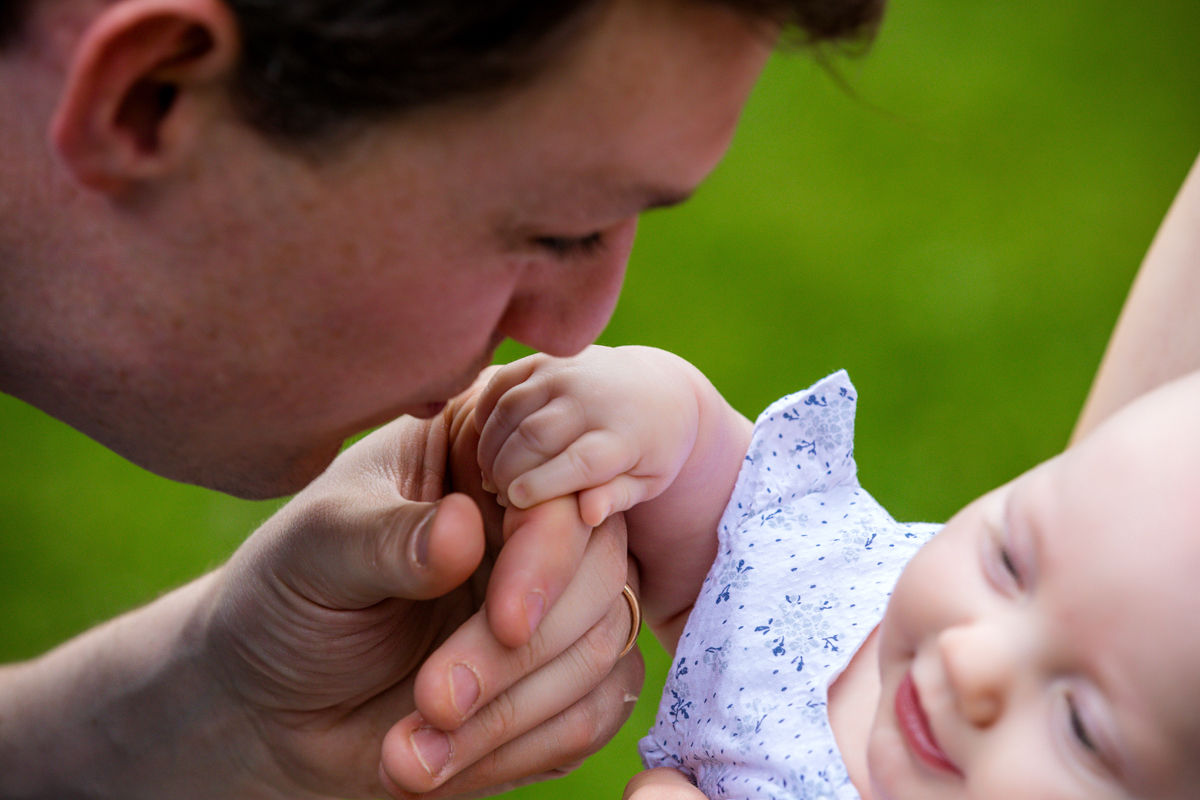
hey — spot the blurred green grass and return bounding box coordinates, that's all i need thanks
[2,0,1199,797]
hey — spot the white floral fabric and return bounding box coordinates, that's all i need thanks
[639,371,939,799]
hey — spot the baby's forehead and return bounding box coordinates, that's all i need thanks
[1072,371,1200,489]
[1030,437,1200,617]
[1036,376,1200,561]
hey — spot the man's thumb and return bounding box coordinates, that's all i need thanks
[280,492,486,609]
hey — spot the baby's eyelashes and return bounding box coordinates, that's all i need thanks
[982,530,1024,597]
[999,546,1021,584]
[1067,697,1098,754]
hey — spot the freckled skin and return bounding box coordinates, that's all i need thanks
[1,0,775,497]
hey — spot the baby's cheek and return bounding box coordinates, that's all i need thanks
[967,724,1099,800]
[875,574,923,662]
[863,722,921,800]
[879,532,961,652]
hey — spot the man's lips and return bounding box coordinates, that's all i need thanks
[399,335,506,420]
[402,401,448,419]
[895,672,961,775]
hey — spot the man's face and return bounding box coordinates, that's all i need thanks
[13,0,774,496]
[867,375,1200,800]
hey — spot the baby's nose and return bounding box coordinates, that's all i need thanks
[938,623,1012,727]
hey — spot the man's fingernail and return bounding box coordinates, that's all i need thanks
[525,591,546,637]
[480,473,496,494]
[411,726,452,779]
[412,504,438,568]
[451,664,480,718]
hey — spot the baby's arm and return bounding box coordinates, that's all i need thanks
[474,345,752,648]
[622,768,708,800]
[1073,151,1200,441]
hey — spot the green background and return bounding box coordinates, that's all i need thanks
[2,0,1199,797]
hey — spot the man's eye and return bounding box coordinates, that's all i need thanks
[1068,696,1099,754]
[535,231,605,258]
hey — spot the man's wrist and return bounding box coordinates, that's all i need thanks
[0,572,287,800]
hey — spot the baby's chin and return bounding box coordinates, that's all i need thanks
[864,721,973,800]
[861,727,911,800]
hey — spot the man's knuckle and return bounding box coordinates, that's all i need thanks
[554,701,609,760]
[588,520,629,584]
[474,687,522,742]
[376,505,417,569]
[465,746,502,786]
[574,600,628,675]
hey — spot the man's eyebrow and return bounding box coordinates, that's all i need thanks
[640,188,694,211]
[502,184,694,233]
[595,181,694,214]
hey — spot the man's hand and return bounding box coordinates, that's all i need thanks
[0,373,643,800]
[207,375,645,798]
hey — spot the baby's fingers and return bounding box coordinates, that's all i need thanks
[505,429,633,510]
[474,357,541,437]
[578,474,654,527]
[476,363,554,478]
[487,395,590,492]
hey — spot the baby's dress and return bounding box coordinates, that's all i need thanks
[638,371,939,800]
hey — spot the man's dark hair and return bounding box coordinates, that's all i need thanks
[1,0,883,141]
[0,0,30,48]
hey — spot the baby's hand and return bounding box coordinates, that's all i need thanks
[623,768,707,800]
[474,346,703,527]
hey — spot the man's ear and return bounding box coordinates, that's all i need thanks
[50,0,240,194]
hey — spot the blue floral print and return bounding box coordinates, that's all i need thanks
[638,371,939,799]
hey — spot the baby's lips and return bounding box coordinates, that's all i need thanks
[895,671,962,776]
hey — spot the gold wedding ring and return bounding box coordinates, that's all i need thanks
[619,583,642,657]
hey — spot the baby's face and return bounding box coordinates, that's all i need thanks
[867,374,1200,800]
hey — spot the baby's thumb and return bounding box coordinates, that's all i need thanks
[579,476,652,528]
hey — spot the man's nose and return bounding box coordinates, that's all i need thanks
[938,622,1013,728]
[497,218,636,357]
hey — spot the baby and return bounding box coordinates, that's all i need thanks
[474,345,1200,800]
